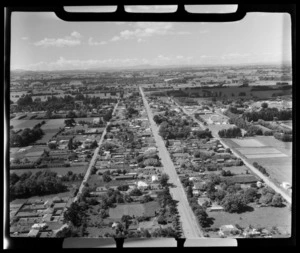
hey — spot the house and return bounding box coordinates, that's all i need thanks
[192,190,200,196]
[31,223,47,230]
[96,186,108,192]
[197,197,211,207]
[219,225,240,237]
[151,175,158,182]
[193,182,206,190]
[137,181,149,190]
[115,175,135,180]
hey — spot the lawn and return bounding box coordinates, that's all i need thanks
[223,166,250,175]
[109,201,160,219]
[36,129,59,144]
[41,119,66,130]
[208,204,291,236]
[10,119,47,130]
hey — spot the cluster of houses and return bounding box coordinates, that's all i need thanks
[147,97,261,214]
[10,196,72,237]
[88,98,164,201]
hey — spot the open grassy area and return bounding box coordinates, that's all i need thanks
[208,204,291,236]
[10,145,47,160]
[109,201,160,219]
[36,129,59,144]
[41,119,65,130]
[10,119,47,130]
[223,166,250,175]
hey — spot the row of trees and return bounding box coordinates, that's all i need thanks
[13,93,117,114]
[253,162,269,177]
[218,127,242,138]
[243,107,292,122]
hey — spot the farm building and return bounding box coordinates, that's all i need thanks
[219,225,240,237]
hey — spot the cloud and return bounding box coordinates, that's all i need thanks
[34,32,82,47]
[21,37,29,40]
[111,36,120,42]
[109,22,190,43]
[71,31,82,39]
[88,37,107,46]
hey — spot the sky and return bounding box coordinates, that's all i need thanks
[10,6,292,71]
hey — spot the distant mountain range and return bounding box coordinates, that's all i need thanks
[11,61,292,73]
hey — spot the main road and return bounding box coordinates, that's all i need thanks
[170,97,292,204]
[73,101,119,203]
[140,87,203,238]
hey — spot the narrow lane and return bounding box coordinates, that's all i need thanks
[74,101,119,203]
[140,87,203,238]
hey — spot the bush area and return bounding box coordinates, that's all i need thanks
[243,108,292,122]
[13,93,117,114]
[10,170,68,200]
[253,162,269,177]
[218,127,242,138]
[10,122,45,147]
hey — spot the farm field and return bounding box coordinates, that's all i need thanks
[222,137,292,185]
[10,145,47,160]
[10,166,87,176]
[208,204,291,236]
[41,119,65,130]
[10,119,46,130]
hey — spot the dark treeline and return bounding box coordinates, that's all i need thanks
[10,121,45,147]
[12,94,117,113]
[243,107,292,122]
[10,170,68,200]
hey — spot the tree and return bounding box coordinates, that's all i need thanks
[243,188,258,204]
[68,138,73,150]
[102,174,112,183]
[261,102,269,109]
[48,142,57,150]
[187,185,193,198]
[195,208,209,227]
[221,193,248,213]
[157,215,167,225]
[65,118,76,127]
[159,173,170,187]
[117,184,129,191]
[63,202,86,227]
[129,188,143,196]
[66,110,77,118]
[259,193,274,205]
[271,193,284,207]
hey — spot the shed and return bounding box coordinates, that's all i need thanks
[28,229,40,237]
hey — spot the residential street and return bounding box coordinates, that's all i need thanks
[74,101,119,203]
[140,87,203,238]
[171,98,292,205]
